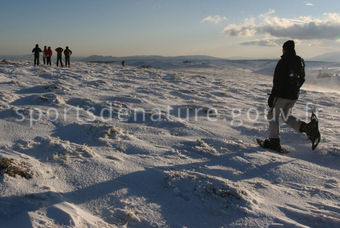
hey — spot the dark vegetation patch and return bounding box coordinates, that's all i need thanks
[0,157,32,179]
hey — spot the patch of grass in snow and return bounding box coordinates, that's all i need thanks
[0,157,32,179]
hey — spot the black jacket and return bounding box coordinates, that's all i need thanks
[32,47,42,56]
[271,52,305,100]
[64,49,72,57]
[55,47,63,57]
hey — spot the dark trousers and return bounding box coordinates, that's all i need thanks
[65,56,70,67]
[43,56,46,64]
[56,55,63,67]
[47,57,51,65]
[34,55,40,66]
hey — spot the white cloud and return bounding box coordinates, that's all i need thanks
[259,9,276,18]
[224,12,340,40]
[201,15,227,24]
[240,39,286,47]
[305,2,314,6]
[240,38,303,47]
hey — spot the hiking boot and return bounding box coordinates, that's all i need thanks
[263,138,281,151]
[299,113,321,150]
[300,121,315,141]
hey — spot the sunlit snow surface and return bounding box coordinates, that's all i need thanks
[0,59,339,227]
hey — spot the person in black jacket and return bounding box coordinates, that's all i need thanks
[55,47,64,67]
[64,46,72,67]
[263,40,314,150]
[32,44,42,66]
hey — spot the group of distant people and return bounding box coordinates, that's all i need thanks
[32,44,72,67]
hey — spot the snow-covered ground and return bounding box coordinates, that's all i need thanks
[0,58,339,227]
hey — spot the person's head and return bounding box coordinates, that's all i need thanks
[48,46,51,50]
[36,44,39,48]
[66,46,69,49]
[282,40,295,54]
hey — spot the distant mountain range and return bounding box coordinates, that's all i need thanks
[81,55,230,69]
[83,53,340,63]
[309,52,340,62]
[82,55,222,62]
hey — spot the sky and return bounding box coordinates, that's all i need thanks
[1,0,340,58]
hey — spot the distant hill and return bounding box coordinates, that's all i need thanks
[81,55,227,69]
[0,55,31,61]
[309,52,340,62]
[81,55,340,72]
[82,55,223,62]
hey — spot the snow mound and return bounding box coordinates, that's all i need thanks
[17,83,70,94]
[39,202,114,228]
[108,208,142,226]
[13,136,96,162]
[1,200,114,228]
[165,170,251,210]
[0,91,19,104]
[11,94,65,106]
[195,138,219,155]
[51,123,128,146]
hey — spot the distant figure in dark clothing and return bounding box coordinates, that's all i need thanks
[121,60,126,67]
[46,47,53,66]
[64,46,72,67]
[55,47,63,67]
[32,44,42,66]
[43,46,47,64]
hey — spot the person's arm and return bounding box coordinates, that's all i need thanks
[298,58,305,88]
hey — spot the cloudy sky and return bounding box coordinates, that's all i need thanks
[1,0,340,58]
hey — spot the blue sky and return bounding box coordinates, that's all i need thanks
[1,0,340,58]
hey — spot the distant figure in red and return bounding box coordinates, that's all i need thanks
[121,60,126,67]
[64,46,72,67]
[43,46,48,65]
[32,44,42,66]
[55,47,64,67]
[46,47,53,66]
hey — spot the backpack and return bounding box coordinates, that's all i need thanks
[65,50,72,57]
[288,57,305,91]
